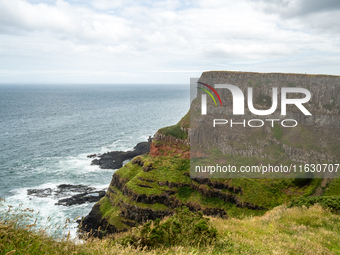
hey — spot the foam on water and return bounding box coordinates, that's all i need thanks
[4,185,74,237]
[4,180,109,239]
[3,151,114,239]
[99,139,135,154]
[0,84,190,239]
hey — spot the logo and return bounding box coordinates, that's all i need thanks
[197,82,312,128]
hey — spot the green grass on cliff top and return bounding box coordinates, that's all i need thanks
[115,155,191,197]
[114,153,321,215]
[107,185,169,211]
[157,110,189,139]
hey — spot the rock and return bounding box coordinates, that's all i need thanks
[91,141,151,169]
[78,203,122,238]
[143,162,153,172]
[27,188,53,197]
[132,156,144,166]
[137,176,155,182]
[54,184,96,197]
[27,184,106,206]
[55,190,106,206]
[27,184,96,198]
[137,184,153,188]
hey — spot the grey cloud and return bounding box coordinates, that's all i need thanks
[297,0,340,15]
[252,0,340,34]
[0,0,339,84]
[257,0,340,17]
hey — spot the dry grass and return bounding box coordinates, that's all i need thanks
[210,204,340,254]
[1,196,340,255]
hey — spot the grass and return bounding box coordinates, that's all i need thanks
[272,122,283,140]
[99,197,130,231]
[324,179,340,196]
[229,178,318,208]
[2,198,340,254]
[210,204,340,254]
[117,207,217,248]
[115,162,143,181]
[107,186,170,211]
[288,196,340,211]
[118,155,191,197]
[158,124,188,140]
[157,111,189,139]
[178,188,266,218]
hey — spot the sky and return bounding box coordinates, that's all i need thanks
[0,0,339,84]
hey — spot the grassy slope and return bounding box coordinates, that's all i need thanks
[98,153,322,227]
[2,204,340,254]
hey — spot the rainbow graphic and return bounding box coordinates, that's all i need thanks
[196,82,223,106]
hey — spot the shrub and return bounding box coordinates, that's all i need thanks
[292,172,314,187]
[119,206,217,248]
[288,196,340,211]
[292,178,312,187]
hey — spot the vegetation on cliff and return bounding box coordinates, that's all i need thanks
[157,110,189,139]
[2,199,340,254]
[80,109,334,241]
[117,206,217,248]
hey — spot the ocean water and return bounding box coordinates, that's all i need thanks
[0,84,189,238]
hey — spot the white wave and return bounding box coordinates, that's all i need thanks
[122,159,132,166]
[98,139,133,153]
[55,155,99,174]
[4,181,103,240]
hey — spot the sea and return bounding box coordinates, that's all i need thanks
[0,84,190,238]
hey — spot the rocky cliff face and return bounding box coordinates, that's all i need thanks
[150,132,190,159]
[80,71,340,237]
[191,71,340,178]
[198,71,340,117]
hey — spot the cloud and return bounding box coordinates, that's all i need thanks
[90,0,125,10]
[256,0,340,34]
[0,0,339,83]
[0,0,135,45]
[259,0,340,16]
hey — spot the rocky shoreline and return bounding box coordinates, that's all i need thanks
[90,140,151,169]
[27,184,106,206]
[26,139,152,208]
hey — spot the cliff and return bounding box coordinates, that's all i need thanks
[80,71,340,237]
[190,72,340,180]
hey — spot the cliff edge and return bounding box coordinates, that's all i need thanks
[80,71,340,237]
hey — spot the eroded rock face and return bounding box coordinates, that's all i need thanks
[78,203,124,238]
[119,203,173,223]
[108,172,261,218]
[150,133,190,159]
[190,71,340,166]
[198,71,340,117]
